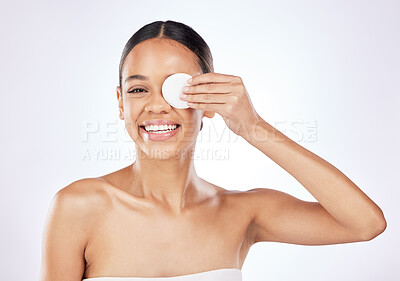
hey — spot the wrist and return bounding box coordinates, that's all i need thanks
[244,114,278,143]
[242,113,265,141]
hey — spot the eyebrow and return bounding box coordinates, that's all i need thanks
[124,73,175,84]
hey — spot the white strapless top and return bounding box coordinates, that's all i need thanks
[82,268,242,281]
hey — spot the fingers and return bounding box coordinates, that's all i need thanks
[188,72,240,85]
[187,101,225,114]
[181,93,228,104]
[183,83,232,94]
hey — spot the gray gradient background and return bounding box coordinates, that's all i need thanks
[0,0,398,280]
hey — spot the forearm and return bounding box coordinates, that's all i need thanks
[243,115,386,236]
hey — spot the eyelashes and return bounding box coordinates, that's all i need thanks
[127,87,147,94]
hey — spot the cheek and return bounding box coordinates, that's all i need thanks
[178,110,202,129]
[122,104,145,136]
[187,110,202,124]
[124,101,144,118]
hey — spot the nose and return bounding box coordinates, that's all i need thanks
[144,89,172,114]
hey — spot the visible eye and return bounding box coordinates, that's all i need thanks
[128,87,147,94]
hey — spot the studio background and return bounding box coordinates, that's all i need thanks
[0,0,398,280]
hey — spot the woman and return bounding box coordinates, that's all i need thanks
[39,20,387,281]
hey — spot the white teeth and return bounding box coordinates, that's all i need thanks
[144,124,178,132]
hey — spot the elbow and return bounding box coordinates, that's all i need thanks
[359,212,387,241]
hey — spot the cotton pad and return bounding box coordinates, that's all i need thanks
[162,73,192,109]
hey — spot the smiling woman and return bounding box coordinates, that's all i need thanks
[38,20,387,281]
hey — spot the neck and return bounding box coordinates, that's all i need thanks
[129,147,200,213]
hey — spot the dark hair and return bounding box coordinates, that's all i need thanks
[118,20,214,89]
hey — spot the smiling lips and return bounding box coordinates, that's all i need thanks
[139,119,181,141]
[139,119,180,127]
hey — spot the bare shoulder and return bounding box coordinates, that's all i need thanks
[56,178,111,207]
[51,178,112,226]
[39,178,110,281]
[200,179,265,205]
[211,184,276,204]
[241,187,296,215]
[222,187,289,218]
[199,178,250,201]
[47,177,109,237]
[57,177,109,195]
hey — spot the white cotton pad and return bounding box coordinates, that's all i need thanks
[162,73,192,109]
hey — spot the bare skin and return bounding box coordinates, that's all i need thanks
[39,37,387,281]
[88,168,252,278]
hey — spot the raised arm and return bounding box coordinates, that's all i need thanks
[180,72,386,245]
[243,116,386,246]
[39,180,95,281]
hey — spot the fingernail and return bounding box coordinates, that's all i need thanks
[187,78,192,83]
[183,86,190,92]
[180,94,187,99]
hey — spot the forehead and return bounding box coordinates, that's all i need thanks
[121,38,201,80]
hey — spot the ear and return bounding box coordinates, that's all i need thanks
[116,86,124,120]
